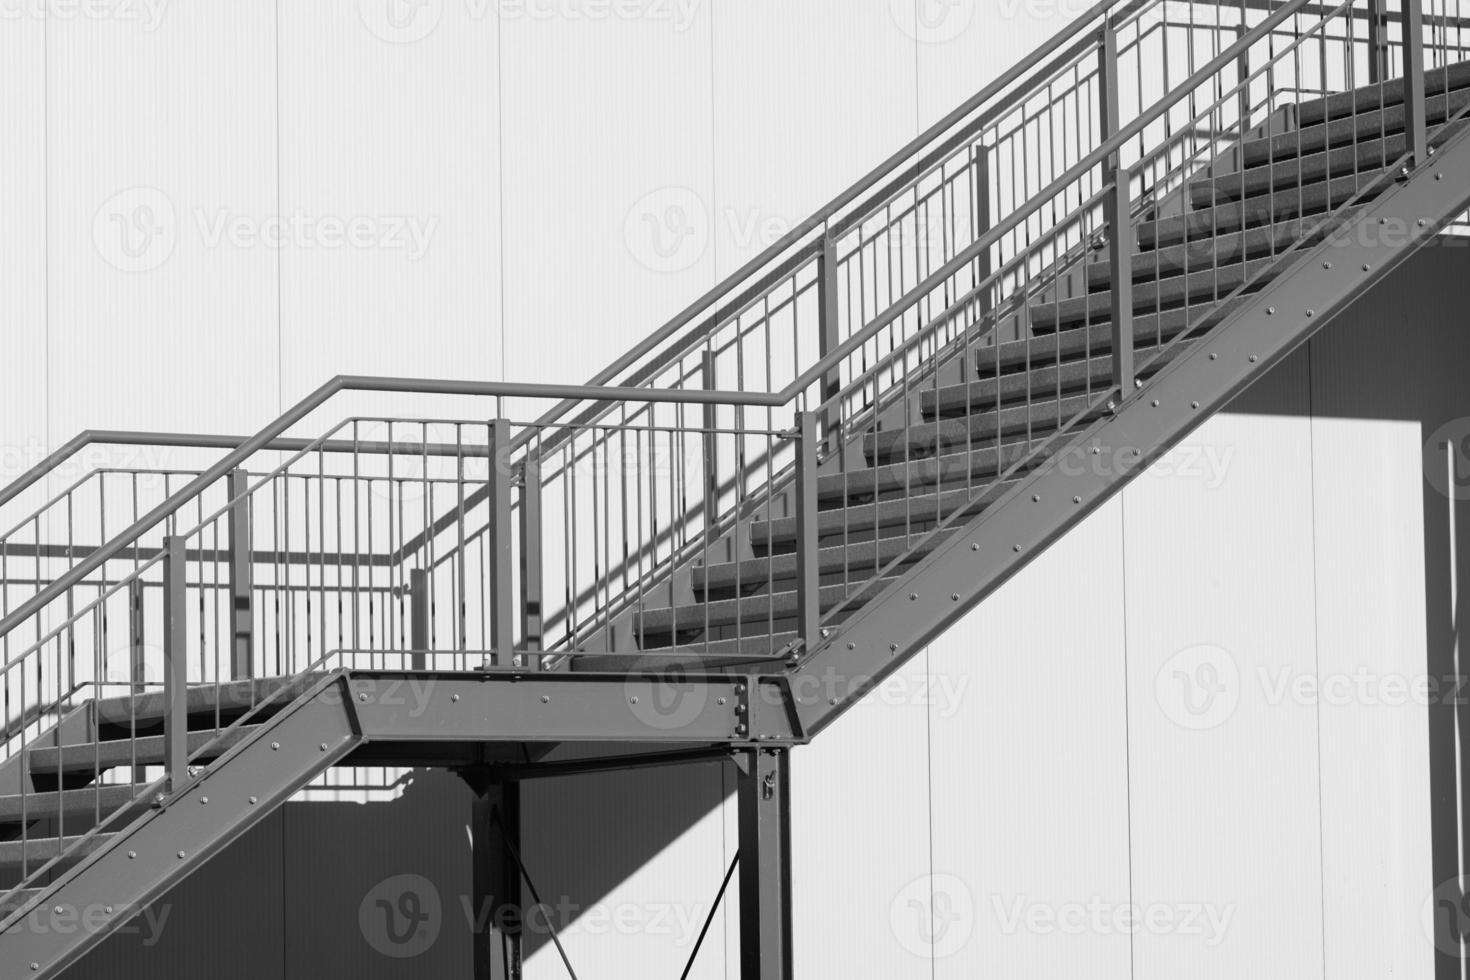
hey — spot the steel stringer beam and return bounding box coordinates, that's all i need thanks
[788,119,1470,739]
[0,673,362,979]
[345,670,806,745]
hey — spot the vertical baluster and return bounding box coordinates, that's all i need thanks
[489,418,515,666]
[163,534,188,792]
[701,350,719,532]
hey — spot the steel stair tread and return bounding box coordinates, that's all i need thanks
[1241,87,1470,168]
[863,400,1103,464]
[752,480,1019,548]
[1137,179,1375,247]
[814,440,1043,504]
[0,784,147,826]
[28,728,254,776]
[1294,58,1470,127]
[923,340,1194,418]
[694,528,960,595]
[1191,131,1415,207]
[1027,258,1277,332]
[0,835,115,874]
[1193,121,1467,207]
[93,675,324,730]
[635,579,897,637]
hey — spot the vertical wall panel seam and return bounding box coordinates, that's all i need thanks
[496,4,506,382]
[273,0,283,417]
[1118,499,1136,980]
[1305,339,1329,980]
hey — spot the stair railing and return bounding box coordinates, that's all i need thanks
[0,0,1463,915]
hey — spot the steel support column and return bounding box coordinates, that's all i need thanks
[736,748,791,980]
[472,777,522,980]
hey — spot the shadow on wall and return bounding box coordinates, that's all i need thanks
[64,243,1470,978]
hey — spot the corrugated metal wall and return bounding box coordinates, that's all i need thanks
[0,1,1451,975]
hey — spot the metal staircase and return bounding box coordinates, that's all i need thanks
[4,1,1470,976]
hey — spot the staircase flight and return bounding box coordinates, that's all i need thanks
[3,1,1469,976]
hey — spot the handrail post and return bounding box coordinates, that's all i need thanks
[1367,0,1389,84]
[489,418,515,666]
[1105,165,1135,396]
[226,468,252,679]
[1402,0,1427,165]
[162,534,189,792]
[1099,22,1134,396]
[1099,20,1121,171]
[518,450,543,669]
[794,412,820,654]
[701,349,720,527]
[816,235,842,458]
[410,568,429,671]
[129,577,147,785]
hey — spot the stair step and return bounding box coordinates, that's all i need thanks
[0,834,116,873]
[93,676,322,731]
[816,439,1043,505]
[29,728,253,777]
[695,528,960,596]
[1242,87,1470,168]
[1083,222,1318,289]
[0,784,147,827]
[973,297,1246,377]
[636,579,894,640]
[924,339,1194,418]
[864,399,1101,464]
[1138,179,1375,247]
[753,479,1019,549]
[1295,59,1470,127]
[1028,259,1276,333]
[1190,131,1413,208]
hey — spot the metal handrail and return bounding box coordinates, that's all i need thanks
[0,0,1319,649]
